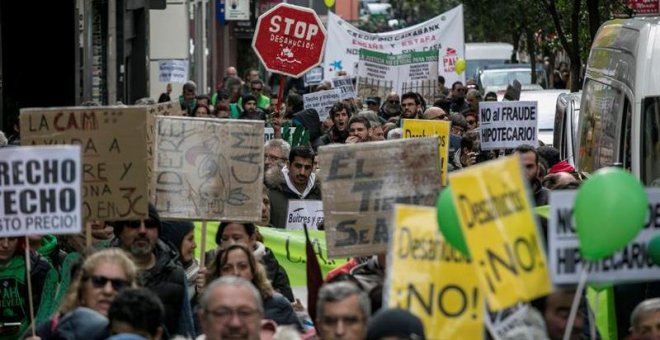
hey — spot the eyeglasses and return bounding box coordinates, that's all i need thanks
[251,87,262,91]
[388,100,400,104]
[86,275,129,291]
[467,120,477,125]
[206,308,260,322]
[264,154,286,162]
[124,219,159,229]
[455,88,466,93]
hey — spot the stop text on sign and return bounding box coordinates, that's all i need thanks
[269,15,319,41]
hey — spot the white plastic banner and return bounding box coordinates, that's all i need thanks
[324,5,464,85]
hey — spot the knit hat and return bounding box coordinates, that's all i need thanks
[366,308,425,340]
[112,203,162,237]
[160,220,195,251]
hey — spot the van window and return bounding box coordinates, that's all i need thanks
[642,96,660,186]
[576,79,623,172]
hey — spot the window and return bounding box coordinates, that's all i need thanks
[642,96,660,186]
[576,79,623,172]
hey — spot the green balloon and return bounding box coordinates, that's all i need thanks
[436,186,470,257]
[649,234,660,266]
[574,167,648,261]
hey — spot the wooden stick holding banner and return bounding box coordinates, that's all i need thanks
[563,266,589,340]
[24,236,36,338]
[151,117,265,267]
[200,220,208,266]
[0,145,83,339]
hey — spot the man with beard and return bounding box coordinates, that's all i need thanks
[314,102,351,149]
[346,116,372,144]
[514,144,550,206]
[110,204,194,337]
[400,92,422,122]
[239,94,266,121]
[379,92,402,122]
[265,146,322,229]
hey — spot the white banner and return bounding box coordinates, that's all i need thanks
[159,60,189,84]
[304,66,324,87]
[264,127,297,142]
[357,49,438,105]
[303,89,342,121]
[324,5,464,85]
[225,0,250,20]
[479,101,538,150]
[0,146,82,237]
[285,200,323,230]
[331,76,356,100]
[548,189,660,285]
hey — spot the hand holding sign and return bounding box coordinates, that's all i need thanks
[574,167,647,261]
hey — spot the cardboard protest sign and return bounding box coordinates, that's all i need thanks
[479,101,538,150]
[402,119,450,186]
[317,138,441,258]
[331,76,356,100]
[21,106,149,221]
[449,155,552,310]
[0,146,82,237]
[386,205,483,338]
[548,189,660,285]
[152,116,264,221]
[285,200,323,230]
[303,89,342,121]
[146,101,185,200]
[357,49,439,105]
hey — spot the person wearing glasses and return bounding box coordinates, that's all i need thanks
[109,203,194,337]
[264,139,291,174]
[198,276,264,340]
[448,81,469,114]
[205,244,302,331]
[379,92,402,122]
[32,248,138,339]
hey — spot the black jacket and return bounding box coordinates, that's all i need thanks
[261,247,294,302]
[111,239,192,338]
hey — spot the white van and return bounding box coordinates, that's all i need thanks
[575,16,660,186]
[465,43,514,81]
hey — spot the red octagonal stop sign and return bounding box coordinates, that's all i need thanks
[252,3,327,78]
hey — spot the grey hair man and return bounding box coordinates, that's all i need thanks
[199,276,264,340]
[316,282,371,340]
[264,139,291,172]
[630,297,660,338]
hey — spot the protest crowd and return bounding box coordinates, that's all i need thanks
[2,6,660,340]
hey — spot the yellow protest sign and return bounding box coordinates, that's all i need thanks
[387,205,483,338]
[449,155,551,310]
[402,119,450,185]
